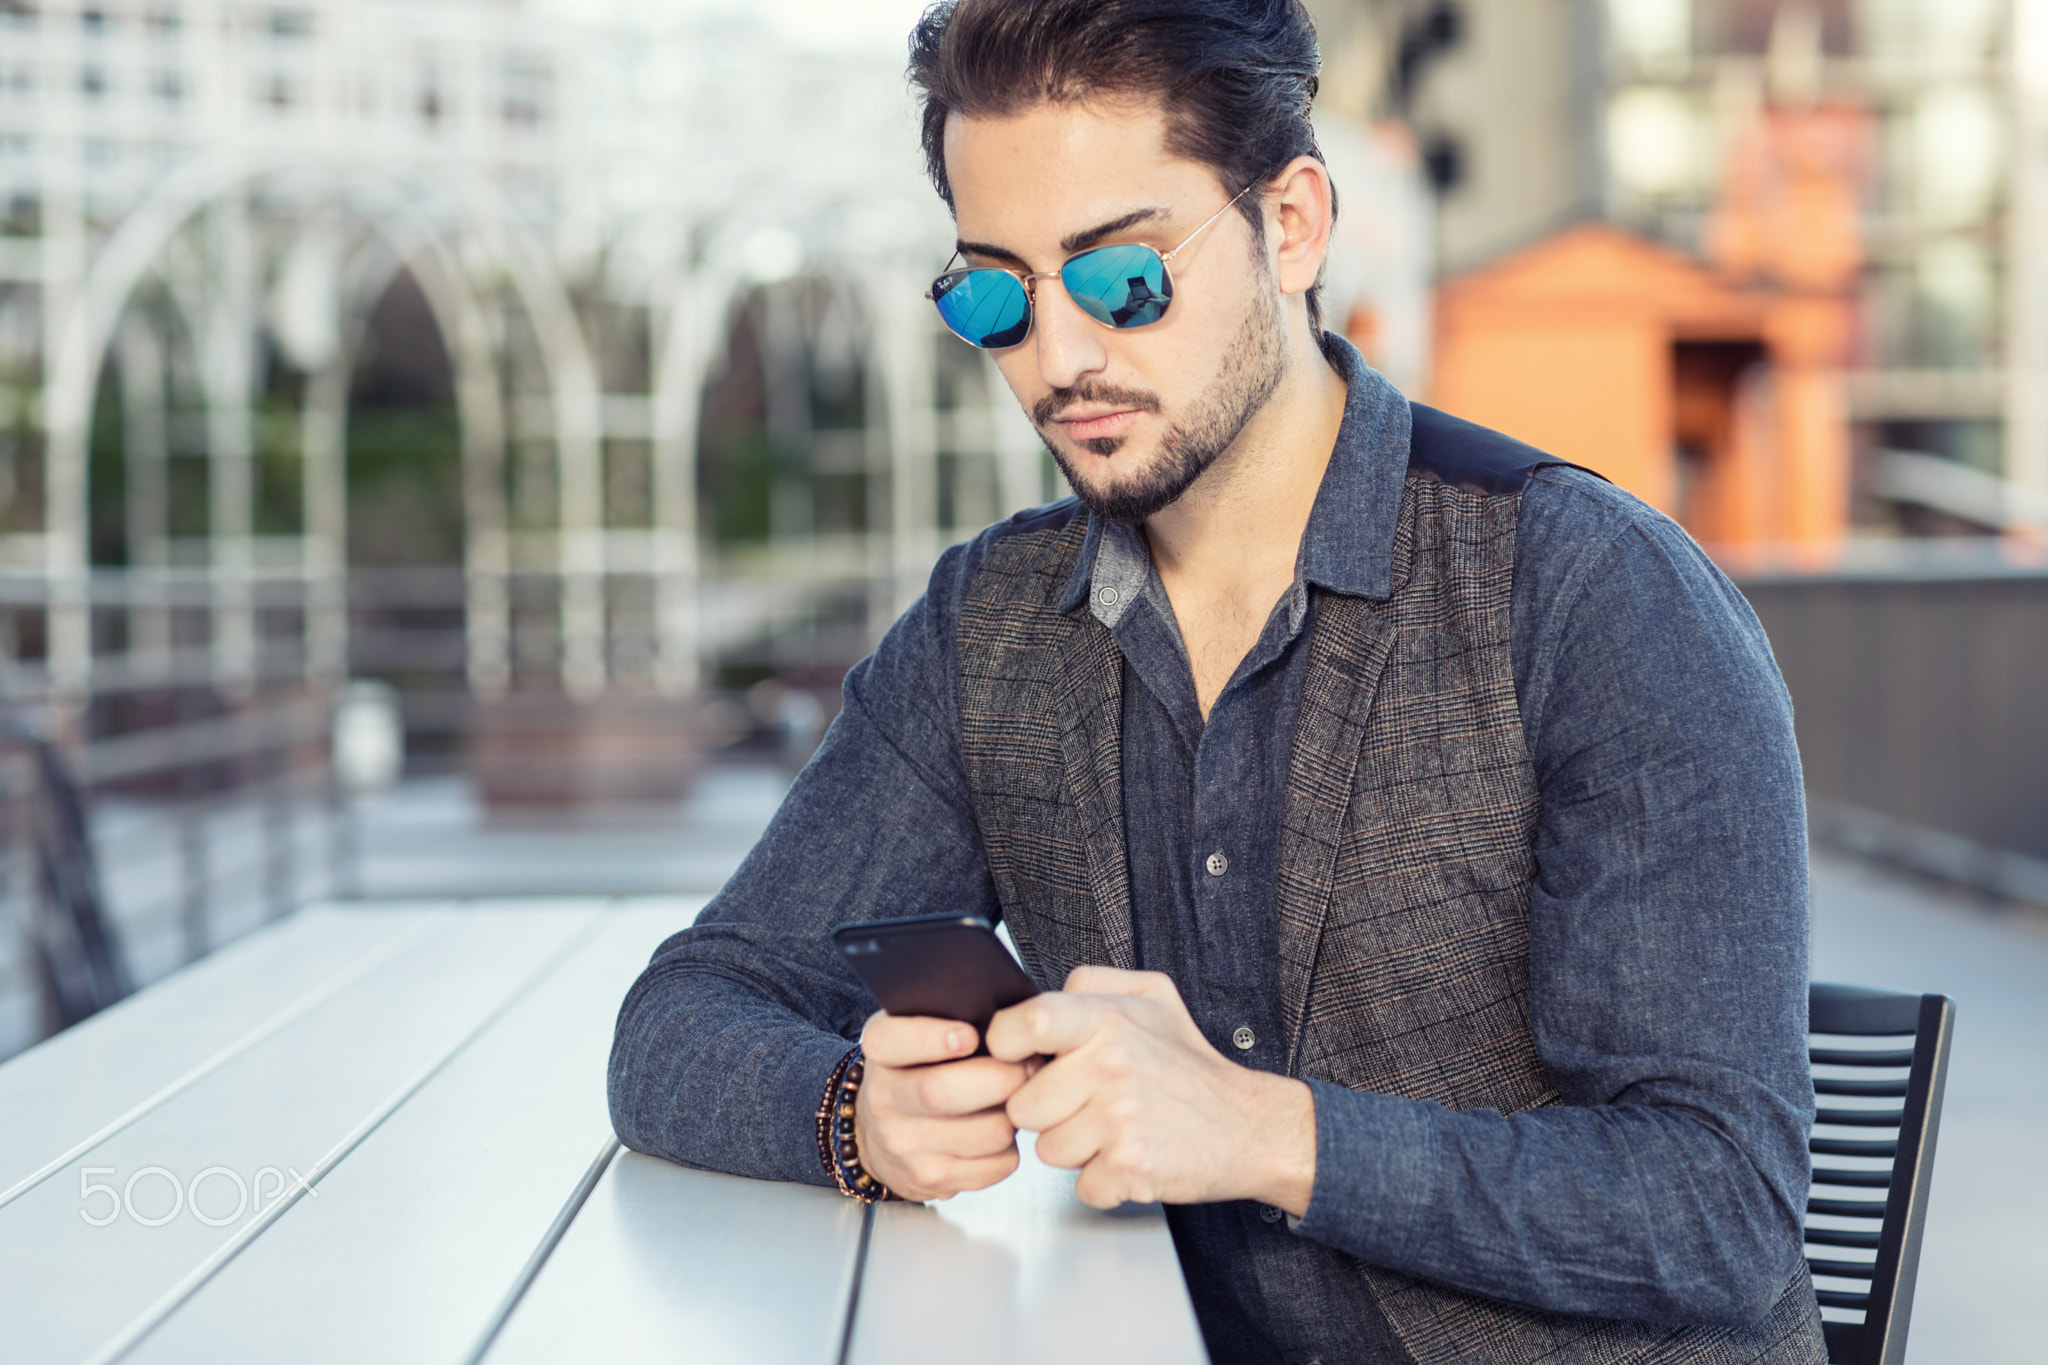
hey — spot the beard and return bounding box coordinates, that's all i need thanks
[1034,290,1287,523]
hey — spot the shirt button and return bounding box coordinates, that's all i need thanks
[1232,1025,1255,1051]
[1259,1203,1284,1224]
[1205,851,1229,877]
[1095,585,1119,607]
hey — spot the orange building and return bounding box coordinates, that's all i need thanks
[1424,105,1869,558]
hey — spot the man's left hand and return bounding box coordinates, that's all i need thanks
[984,966,1317,1214]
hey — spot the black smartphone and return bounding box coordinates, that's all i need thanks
[830,912,1040,1040]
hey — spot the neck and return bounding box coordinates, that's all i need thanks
[1142,328,1347,593]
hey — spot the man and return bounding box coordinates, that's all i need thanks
[609,3,1826,1362]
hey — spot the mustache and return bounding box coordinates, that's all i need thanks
[1031,382,1162,430]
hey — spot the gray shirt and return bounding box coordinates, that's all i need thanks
[609,342,1815,1364]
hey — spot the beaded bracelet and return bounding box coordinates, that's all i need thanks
[815,1045,895,1203]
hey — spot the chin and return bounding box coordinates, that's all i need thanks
[1064,443,1162,494]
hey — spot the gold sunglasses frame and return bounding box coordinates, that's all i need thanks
[924,183,1258,334]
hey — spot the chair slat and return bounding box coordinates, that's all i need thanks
[1815,1289,1872,1311]
[1809,1047,1914,1067]
[1808,1195,1887,1218]
[1811,1136,1897,1158]
[1810,1166,1891,1189]
[1814,1106,1904,1128]
[1809,983,1921,1035]
[1813,1076,1908,1097]
[1803,1226,1882,1250]
[1806,1257,1876,1280]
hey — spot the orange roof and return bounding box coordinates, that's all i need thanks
[1437,222,1767,341]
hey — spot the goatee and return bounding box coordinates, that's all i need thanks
[1038,294,1287,523]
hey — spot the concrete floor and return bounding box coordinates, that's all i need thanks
[1808,850,2046,1364]
[352,764,791,900]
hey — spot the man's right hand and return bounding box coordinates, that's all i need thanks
[855,1011,1031,1202]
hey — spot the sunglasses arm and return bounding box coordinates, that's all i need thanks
[1158,182,1258,266]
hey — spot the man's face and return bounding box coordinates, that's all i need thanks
[943,99,1287,521]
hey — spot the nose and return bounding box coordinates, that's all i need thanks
[1030,274,1108,392]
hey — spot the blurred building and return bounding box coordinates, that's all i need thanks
[1312,0,2048,550]
[0,0,1039,1048]
[0,1,1029,722]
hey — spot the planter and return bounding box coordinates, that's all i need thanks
[469,693,703,814]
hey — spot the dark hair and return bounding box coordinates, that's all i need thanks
[908,0,1334,333]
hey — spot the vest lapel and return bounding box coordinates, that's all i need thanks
[1276,590,1398,1073]
[1051,611,1138,972]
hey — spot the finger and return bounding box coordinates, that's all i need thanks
[1064,968,1208,1046]
[1065,967,1194,1029]
[861,1013,980,1068]
[919,1148,1023,1201]
[1063,965,1177,1003]
[1002,1053,1097,1135]
[903,1056,1031,1118]
[1075,1158,1152,1210]
[872,1107,1019,1162]
[1027,1106,1105,1174]
[880,1122,1019,1198]
[984,992,1107,1062]
[928,1108,1023,1161]
[1049,1110,1160,1209]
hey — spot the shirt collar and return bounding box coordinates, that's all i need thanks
[1055,333,1412,617]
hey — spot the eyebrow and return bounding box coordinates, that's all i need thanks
[955,207,1167,267]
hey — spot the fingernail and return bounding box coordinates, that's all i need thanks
[948,1028,965,1052]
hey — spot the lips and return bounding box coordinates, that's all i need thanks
[1056,409,1143,442]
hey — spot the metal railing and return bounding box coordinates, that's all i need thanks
[0,680,352,1061]
[0,549,888,1060]
[1736,545,2048,905]
[0,558,374,1061]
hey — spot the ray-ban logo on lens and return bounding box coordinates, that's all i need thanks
[78,1164,319,1227]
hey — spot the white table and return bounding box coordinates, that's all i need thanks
[0,900,1208,1364]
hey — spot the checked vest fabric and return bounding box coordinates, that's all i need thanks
[953,410,1827,1365]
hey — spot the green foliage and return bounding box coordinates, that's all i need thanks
[253,399,304,536]
[85,381,380,564]
[89,374,124,562]
[345,405,463,566]
[702,424,777,545]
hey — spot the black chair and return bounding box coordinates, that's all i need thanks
[1806,982,1955,1365]
[2,711,130,1030]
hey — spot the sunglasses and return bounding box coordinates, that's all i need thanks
[926,184,1256,349]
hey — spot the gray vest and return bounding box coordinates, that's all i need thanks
[954,425,1825,1364]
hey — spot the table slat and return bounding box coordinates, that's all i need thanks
[0,905,598,1365]
[483,1151,867,1365]
[847,1138,1209,1365]
[119,905,698,1364]
[0,904,454,1201]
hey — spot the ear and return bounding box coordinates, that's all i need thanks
[1264,155,1335,303]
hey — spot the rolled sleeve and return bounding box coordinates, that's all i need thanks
[607,537,1002,1183]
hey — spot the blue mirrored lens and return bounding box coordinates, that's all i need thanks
[1062,243,1172,329]
[931,270,1030,348]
